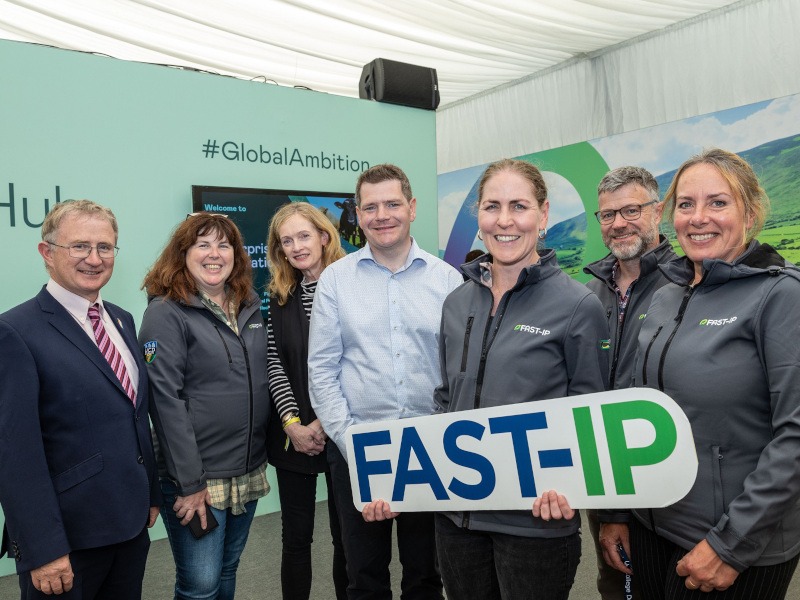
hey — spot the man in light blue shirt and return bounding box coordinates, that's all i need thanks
[309,164,462,600]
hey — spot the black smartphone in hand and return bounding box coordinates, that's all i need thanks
[187,509,219,539]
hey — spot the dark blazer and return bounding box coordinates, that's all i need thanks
[0,286,160,573]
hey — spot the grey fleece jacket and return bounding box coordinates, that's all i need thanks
[435,249,609,537]
[633,241,800,571]
[139,292,270,495]
[583,235,678,389]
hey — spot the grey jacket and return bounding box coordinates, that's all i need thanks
[139,292,270,495]
[584,236,677,388]
[435,249,609,537]
[633,242,800,571]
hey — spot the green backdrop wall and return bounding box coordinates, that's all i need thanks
[0,40,438,577]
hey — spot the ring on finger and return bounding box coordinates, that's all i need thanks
[686,579,698,589]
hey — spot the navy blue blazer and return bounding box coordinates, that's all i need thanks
[0,287,160,573]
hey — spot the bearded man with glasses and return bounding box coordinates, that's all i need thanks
[582,166,678,600]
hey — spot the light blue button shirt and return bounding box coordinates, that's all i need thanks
[309,239,463,454]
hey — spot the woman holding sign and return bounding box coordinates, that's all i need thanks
[433,158,609,599]
[601,149,800,599]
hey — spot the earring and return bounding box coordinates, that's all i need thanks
[538,228,547,240]
[477,230,483,241]
[284,255,289,261]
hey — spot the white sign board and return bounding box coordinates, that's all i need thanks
[345,388,697,512]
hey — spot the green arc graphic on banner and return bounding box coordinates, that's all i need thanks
[517,142,610,282]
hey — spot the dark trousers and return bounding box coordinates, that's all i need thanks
[630,516,799,600]
[434,513,581,600]
[276,467,348,600]
[19,527,150,600]
[327,442,443,600]
[587,509,640,600]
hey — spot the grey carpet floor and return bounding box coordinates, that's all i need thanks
[1,509,796,599]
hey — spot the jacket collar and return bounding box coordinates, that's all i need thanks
[148,289,261,326]
[461,248,561,289]
[583,235,676,284]
[36,286,144,408]
[659,240,792,286]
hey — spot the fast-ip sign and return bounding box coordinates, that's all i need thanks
[345,388,697,511]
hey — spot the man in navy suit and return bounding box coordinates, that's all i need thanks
[0,200,160,599]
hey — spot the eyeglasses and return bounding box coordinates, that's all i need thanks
[594,200,658,224]
[48,242,119,258]
[186,212,229,219]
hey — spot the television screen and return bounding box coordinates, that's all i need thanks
[191,185,363,316]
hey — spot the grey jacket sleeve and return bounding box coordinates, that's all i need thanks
[139,299,206,495]
[563,292,610,396]
[433,304,451,413]
[706,275,800,571]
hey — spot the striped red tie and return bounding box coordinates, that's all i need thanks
[88,304,136,405]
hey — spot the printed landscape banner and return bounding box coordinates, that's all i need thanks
[439,94,800,282]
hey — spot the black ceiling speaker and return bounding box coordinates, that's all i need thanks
[359,58,440,110]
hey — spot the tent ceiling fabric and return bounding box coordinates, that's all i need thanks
[0,0,742,107]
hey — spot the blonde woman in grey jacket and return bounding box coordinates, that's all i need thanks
[601,149,800,599]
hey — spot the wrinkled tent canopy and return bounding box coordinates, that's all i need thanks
[0,0,743,107]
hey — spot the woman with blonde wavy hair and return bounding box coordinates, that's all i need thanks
[601,149,800,599]
[265,202,348,600]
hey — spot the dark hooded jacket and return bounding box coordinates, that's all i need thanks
[584,235,678,388]
[435,249,609,537]
[139,291,270,495]
[633,242,800,571]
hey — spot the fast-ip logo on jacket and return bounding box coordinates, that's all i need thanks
[699,316,738,326]
[513,324,551,335]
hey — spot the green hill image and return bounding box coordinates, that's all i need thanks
[547,212,587,275]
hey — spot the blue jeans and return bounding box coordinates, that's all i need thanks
[160,478,257,600]
[435,513,581,600]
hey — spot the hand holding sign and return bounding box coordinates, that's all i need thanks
[361,499,400,522]
[531,490,575,521]
[345,388,697,512]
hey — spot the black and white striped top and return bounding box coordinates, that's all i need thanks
[266,279,317,420]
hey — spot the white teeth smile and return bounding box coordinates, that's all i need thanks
[495,235,519,242]
[690,234,715,241]
[204,265,222,270]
